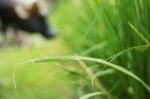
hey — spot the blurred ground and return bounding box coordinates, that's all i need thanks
[0,37,76,99]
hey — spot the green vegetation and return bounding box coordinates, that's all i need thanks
[51,0,150,98]
[1,0,150,99]
[0,38,77,99]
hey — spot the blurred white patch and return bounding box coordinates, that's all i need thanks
[14,0,49,19]
[14,5,30,19]
[14,0,37,6]
[38,0,48,16]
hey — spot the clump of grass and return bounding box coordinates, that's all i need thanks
[13,55,150,98]
[14,56,150,91]
[51,0,150,98]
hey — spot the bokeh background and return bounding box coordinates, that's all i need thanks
[0,0,150,99]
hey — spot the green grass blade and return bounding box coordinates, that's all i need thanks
[95,69,115,77]
[81,41,107,55]
[107,43,150,62]
[79,92,106,99]
[31,55,150,92]
[128,22,149,44]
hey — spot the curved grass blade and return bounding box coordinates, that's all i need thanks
[107,43,150,62]
[128,22,149,44]
[95,69,115,77]
[79,92,106,99]
[81,41,107,55]
[31,55,150,92]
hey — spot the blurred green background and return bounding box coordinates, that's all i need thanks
[0,0,150,99]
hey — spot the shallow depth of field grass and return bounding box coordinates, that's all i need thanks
[51,0,150,99]
[0,0,150,99]
[0,37,79,99]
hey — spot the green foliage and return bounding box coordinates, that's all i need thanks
[25,55,150,92]
[0,39,76,99]
[52,0,150,98]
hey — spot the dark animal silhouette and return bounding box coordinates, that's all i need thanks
[0,0,55,45]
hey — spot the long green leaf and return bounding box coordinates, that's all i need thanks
[31,55,150,92]
[79,92,106,99]
[128,22,149,44]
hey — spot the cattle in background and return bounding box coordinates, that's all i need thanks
[0,0,55,46]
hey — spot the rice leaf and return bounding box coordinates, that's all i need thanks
[31,55,150,92]
[128,22,149,44]
[79,92,106,99]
